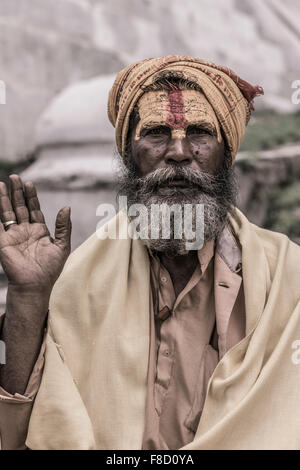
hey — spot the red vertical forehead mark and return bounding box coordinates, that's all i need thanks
[166,88,186,129]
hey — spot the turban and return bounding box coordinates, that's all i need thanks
[107,55,263,163]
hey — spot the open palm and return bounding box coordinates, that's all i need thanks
[0,175,71,291]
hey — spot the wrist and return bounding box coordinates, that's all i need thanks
[7,283,52,299]
[5,284,51,324]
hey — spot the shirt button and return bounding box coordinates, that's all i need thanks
[157,306,171,321]
[163,349,170,357]
[161,276,167,283]
[218,282,229,288]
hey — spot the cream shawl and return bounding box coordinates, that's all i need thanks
[26,208,300,450]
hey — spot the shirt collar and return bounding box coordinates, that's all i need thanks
[216,224,242,274]
[197,239,215,276]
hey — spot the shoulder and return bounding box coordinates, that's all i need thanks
[251,223,300,258]
[229,207,300,273]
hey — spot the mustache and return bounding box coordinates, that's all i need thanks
[131,166,228,197]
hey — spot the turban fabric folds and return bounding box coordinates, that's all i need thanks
[107,55,264,163]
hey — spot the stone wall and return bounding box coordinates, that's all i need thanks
[235,145,300,244]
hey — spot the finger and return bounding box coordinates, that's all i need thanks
[24,181,46,224]
[0,181,17,223]
[54,206,71,252]
[9,174,29,223]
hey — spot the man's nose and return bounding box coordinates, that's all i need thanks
[164,138,193,165]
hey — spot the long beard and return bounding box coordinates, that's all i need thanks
[116,159,238,256]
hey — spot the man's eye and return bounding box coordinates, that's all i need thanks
[187,126,211,136]
[146,127,169,136]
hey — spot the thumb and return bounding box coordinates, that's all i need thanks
[54,206,71,251]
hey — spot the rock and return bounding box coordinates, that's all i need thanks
[35,75,115,147]
[259,94,297,114]
[21,145,117,189]
[234,165,256,213]
[91,0,300,102]
[235,145,300,232]
[0,0,123,162]
[21,75,118,189]
[0,0,93,41]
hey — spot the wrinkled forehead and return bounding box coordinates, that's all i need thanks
[136,88,219,129]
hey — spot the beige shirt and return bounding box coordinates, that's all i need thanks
[142,224,245,449]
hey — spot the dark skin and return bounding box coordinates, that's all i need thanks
[130,120,225,297]
[0,175,71,394]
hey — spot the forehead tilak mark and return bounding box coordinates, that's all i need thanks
[134,89,221,141]
[166,89,186,130]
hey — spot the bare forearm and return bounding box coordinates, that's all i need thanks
[0,175,71,395]
[0,285,50,395]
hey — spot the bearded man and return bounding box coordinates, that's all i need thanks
[0,56,300,450]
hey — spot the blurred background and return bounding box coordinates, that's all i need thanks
[0,0,300,305]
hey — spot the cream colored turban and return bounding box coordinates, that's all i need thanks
[108,55,263,164]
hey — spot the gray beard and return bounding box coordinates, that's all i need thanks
[117,162,238,257]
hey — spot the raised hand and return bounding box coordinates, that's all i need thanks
[0,174,71,292]
[0,174,72,395]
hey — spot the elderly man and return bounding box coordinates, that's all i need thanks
[0,56,300,450]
